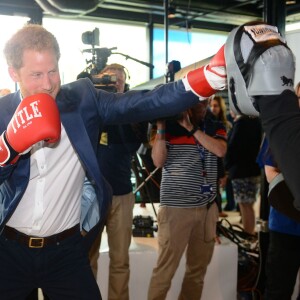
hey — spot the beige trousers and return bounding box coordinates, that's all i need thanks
[89,192,135,300]
[148,203,218,300]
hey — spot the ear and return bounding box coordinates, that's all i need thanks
[8,67,19,82]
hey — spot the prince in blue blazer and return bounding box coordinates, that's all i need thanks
[0,78,199,299]
[0,23,225,299]
[0,78,198,234]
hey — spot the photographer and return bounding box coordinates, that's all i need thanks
[147,100,227,300]
[89,63,148,300]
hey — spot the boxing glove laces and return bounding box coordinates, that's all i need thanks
[183,45,226,99]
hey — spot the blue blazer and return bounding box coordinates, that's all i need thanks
[0,78,198,244]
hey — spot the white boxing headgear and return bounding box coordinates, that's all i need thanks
[225,22,295,117]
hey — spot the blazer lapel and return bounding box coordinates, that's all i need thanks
[3,92,21,125]
[56,96,101,184]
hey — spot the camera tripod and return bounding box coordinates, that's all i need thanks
[131,152,160,219]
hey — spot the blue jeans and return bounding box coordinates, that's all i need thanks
[0,230,101,300]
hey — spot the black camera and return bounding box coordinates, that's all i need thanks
[82,28,99,47]
[92,74,117,85]
[79,27,119,92]
[92,73,118,92]
[132,215,157,238]
[163,113,184,121]
[150,112,184,125]
[133,215,154,228]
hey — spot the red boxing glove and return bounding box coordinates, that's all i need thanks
[0,93,61,166]
[183,45,226,99]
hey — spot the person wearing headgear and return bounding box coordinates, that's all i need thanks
[88,63,148,300]
[256,133,300,300]
[224,21,300,214]
[254,81,300,300]
[0,23,226,299]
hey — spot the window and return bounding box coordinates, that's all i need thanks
[0,16,149,91]
[153,27,228,78]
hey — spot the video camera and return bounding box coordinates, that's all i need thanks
[79,27,118,92]
[92,73,118,92]
[149,112,184,126]
[80,27,154,92]
[82,27,99,48]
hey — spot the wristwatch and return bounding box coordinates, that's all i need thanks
[187,126,199,137]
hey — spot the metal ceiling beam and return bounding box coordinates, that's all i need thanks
[87,7,236,32]
[0,1,43,23]
[95,0,263,25]
[2,0,300,33]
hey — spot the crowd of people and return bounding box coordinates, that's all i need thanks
[1,20,300,300]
